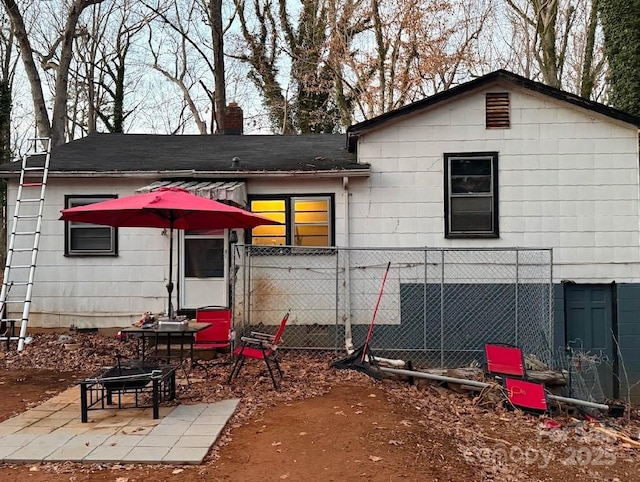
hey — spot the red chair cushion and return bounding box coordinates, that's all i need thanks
[195,320,231,346]
[233,345,271,359]
[506,378,547,411]
[485,344,525,377]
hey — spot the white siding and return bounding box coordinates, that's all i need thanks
[7,178,172,327]
[7,177,344,327]
[351,86,640,283]
[7,86,640,328]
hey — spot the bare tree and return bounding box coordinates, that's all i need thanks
[0,11,18,161]
[146,2,210,134]
[503,0,605,97]
[232,0,294,133]
[2,0,104,145]
[72,0,152,136]
[207,0,226,133]
[143,0,232,134]
[335,0,492,120]
[233,0,494,130]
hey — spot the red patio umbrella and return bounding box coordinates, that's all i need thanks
[60,187,279,317]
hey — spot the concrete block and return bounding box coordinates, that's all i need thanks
[162,446,210,464]
[121,445,170,463]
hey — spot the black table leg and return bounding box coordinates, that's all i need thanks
[152,377,159,419]
[80,383,88,423]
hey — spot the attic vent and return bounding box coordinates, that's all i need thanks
[486,92,510,129]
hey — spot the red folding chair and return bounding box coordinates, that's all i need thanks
[484,343,526,378]
[192,308,234,368]
[228,311,290,389]
[505,378,548,412]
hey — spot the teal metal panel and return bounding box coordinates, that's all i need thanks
[565,284,615,399]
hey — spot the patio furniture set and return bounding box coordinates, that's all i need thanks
[61,187,284,421]
[78,309,291,422]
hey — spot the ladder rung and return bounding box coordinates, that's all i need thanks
[4,282,30,286]
[0,300,26,304]
[10,248,37,252]
[21,183,43,187]
[14,231,38,235]
[17,199,43,203]
[0,319,23,323]
[6,265,35,269]
[16,214,40,219]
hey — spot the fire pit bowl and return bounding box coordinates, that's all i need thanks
[100,364,159,390]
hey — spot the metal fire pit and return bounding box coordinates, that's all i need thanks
[99,365,160,390]
[79,362,177,422]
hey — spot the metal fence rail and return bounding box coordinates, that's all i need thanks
[233,246,553,368]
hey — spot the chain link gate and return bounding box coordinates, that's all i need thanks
[232,246,553,369]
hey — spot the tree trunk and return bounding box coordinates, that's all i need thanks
[0,79,11,163]
[209,0,226,134]
[580,0,599,99]
[52,0,105,146]
[535,0,560,88]
[2,0,51,140]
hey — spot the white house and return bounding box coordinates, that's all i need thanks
[1,70,639,399]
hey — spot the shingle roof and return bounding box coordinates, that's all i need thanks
[347,69,640,152]
[0,133,365,177]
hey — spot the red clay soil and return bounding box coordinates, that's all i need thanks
[0,333,638,482]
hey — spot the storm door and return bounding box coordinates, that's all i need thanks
[180,229,228,309]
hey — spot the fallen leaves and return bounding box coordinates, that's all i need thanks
[2,333,639,482]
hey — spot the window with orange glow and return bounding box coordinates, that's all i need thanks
[250,196,332,247]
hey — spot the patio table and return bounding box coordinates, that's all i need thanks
[120,321,211,364]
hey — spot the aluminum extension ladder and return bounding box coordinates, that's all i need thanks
[0,138,51,351]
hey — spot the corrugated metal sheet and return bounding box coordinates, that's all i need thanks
[136,180,247,206]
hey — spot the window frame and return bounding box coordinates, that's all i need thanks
[64,195,119,256]
[248,194,335,249]
[444,152,499,239]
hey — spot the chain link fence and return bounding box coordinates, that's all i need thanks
[233,246,553,369]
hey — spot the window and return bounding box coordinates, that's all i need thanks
[184,230,224,278]
[444,153,499,238]
[250,195,333,247]
[65,195,118,256]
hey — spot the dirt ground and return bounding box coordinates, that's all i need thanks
[0,333,639,481]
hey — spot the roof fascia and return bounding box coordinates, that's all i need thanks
[0,168,371,180]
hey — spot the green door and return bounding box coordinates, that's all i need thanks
[565,284,616,399]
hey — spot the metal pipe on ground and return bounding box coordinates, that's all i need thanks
[379,367,610,411]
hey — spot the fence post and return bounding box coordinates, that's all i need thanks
[423,248,428,353]
[515,249,519,347]
[440,249,445,368]
[245,246,251,328]
[335,248,340,353]
[549,248,554,362]
[342,247,352,351]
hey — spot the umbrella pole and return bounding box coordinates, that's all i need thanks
[167,223,174,318]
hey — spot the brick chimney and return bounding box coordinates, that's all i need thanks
[224,102,243,135]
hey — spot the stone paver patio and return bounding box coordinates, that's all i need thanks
[0,386,239,464]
